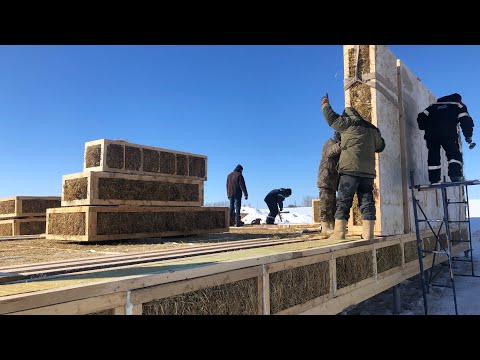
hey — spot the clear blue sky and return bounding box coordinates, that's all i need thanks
[1,45,479,206]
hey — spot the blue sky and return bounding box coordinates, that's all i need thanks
[0,45,479,206]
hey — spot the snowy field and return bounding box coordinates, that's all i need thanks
[240,202,480,315]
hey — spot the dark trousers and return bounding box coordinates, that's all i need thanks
[426,136,463,183]
[229,196,242,222]
[265,198,278,224]
[335,174,375,221]
[319,187,336,222]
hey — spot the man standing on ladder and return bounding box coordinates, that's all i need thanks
[416,93,475,184]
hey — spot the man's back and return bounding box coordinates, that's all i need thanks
[323,106,385,178]
[226,168,247,198]
[418,93,474,139]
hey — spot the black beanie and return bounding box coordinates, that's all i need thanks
[234,164,243,172]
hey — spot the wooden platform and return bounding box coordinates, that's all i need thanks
[0,228,468,315]
[61,171,204,207]
[0,218,46,236]
[83,139,207,180]
[46,206,229,242]
[0,196,60,219]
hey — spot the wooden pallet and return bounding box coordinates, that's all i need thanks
[83,139,207,180]
[46,205,229,242]
[61,171,204,207]
[0,217,46,236]
[0,196,60,219]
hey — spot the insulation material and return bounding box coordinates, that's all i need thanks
[176,154,188,176]
[19,220,46,235]
[142,278,258,315]
[85,145,101,168]
[376,244,402,273]
[336,251,374,289]
[312,199,321,223]
[48,212,86,236]
[404,240,419,263]
[61,172,203,207]
[0,223,13,236]
[269,261,329,314]
[46,206,228,241]
[0,200,15,215]
[125,146,142,171]
[83,139,207,180]
[143,149,160,173]
[63,177,88,201]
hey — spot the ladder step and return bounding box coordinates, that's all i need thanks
[450,240,471,243]
[418,219,443,222]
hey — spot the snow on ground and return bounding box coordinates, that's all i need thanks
[240,203,480,315]
[240,206,312,225]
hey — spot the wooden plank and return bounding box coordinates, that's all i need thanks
[265,253,332,274]
[396,61,410,234]
[61,171,204,207]
[83,139,208,180]
[261,265,270,315]
[112,306,126,315]
[0,196,61,219]
[130,266,262,305]
[0,234,45,242]
[8,292,126,315]
[275,294,331,315]
[46,205,229,242]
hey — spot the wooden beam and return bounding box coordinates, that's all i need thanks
[8,292,126,315]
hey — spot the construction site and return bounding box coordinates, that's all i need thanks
[0,45,477,315]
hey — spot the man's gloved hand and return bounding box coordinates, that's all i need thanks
[321,93,329,107]
[466,137,473,144]
[245,196,248,200]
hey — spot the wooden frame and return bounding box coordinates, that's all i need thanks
[46,205,229,242]
[0,196,61,219]
[1,227,468,315]
[0,217,46,236]
[61,171,204,207]
[83,139,208,180]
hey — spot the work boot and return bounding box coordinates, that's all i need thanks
[236,220,244,227]
[330,219,347,240]
[361,220,375,241]
[320,221,333,234]
[328,221,335,230]
[229,216,235,227]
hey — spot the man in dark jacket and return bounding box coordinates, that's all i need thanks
[321,94,385,240]
[226,164,248,227]
[264,188,292,225]
[417,93,474,184]
[317,131,341,234]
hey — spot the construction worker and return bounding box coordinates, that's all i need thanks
[317,131,342,234]
[416,93,474,184]
[264,188,292,225]
[226,164,248,227]
[321,94,385,241]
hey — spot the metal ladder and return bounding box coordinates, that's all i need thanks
[409,172,480,315]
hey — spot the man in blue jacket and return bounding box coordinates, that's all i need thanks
[264,188,292,225]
